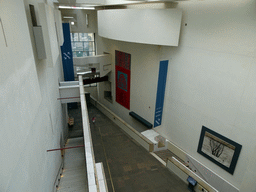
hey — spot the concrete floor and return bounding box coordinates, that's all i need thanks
[60,103,189,192]
[57,137,88,192]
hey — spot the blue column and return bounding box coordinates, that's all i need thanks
[61,23,74,81]
[154,60,169,128]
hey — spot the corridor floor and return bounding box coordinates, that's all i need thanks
[64,103,189,192]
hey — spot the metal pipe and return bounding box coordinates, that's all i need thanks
[57,96,80,100]
[47,145,84,152]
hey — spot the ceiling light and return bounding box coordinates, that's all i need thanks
[63,16,74,19]
[58,6,95,10]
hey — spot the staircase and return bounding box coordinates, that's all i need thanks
[57,137,88,192]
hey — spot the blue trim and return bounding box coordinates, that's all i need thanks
[154,60,168,128]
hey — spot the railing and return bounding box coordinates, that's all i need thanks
[79,75,108,192]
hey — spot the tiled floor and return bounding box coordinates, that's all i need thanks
[60,104,190,192]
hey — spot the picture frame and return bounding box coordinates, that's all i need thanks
[197,126,242,175]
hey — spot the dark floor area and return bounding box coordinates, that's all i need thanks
[68,103,189,192]
[68,103,83,138]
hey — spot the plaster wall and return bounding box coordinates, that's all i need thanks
[61,9,98,33]
[97,9,182,46]
[97,38,161,132]
[0,0,67,191]
[96,0,256,191]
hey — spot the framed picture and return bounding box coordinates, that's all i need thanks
[197,126,242,175]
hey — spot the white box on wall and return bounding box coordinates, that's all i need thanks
[33,26,47,59]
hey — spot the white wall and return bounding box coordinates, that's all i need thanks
[96,38,160,132]
[61,9,98,33]
[95,0,256,191]
[0,0,68,191]
[97,9,182,46]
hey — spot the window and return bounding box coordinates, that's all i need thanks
[70,33,96,57]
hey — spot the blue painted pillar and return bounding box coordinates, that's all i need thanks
[154,60,169,128]
[61,23,77,109]
[61,23,74,81]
